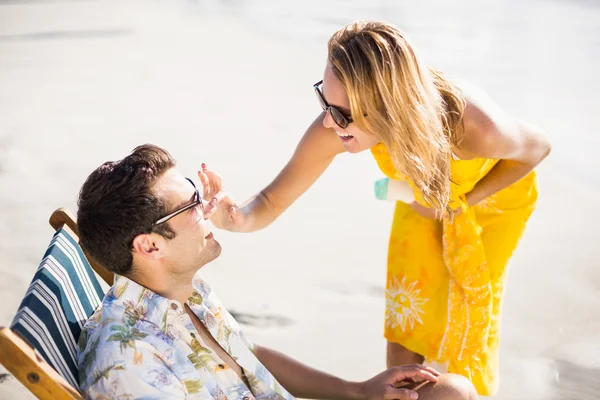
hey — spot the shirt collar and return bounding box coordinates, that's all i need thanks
[107,274,195,333]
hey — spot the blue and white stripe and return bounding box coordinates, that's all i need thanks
[10,227,105,390]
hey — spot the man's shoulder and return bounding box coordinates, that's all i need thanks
[77,301,169,363]
[79,303,168,348]
[77,314,172,382]
[77,333,178,395]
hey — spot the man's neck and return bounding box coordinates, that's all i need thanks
[161,280,194,307]
[126,270,195,307]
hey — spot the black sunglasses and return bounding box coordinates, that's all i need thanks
[313,80,354,129]
[154,177,204,226]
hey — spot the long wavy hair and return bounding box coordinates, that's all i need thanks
[328,21,466,213]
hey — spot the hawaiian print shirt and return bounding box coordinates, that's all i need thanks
[77,274,294,400]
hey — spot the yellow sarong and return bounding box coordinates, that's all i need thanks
[371,143,538,396]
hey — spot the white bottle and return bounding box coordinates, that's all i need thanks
[374,177,415,204]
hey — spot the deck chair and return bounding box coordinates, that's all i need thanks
[0,208,113,399]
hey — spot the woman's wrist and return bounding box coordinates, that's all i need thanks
[465,190,484,207]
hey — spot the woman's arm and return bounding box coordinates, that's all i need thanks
[457,87,552,207]
[409,85,551,220]
[204,113,345,232]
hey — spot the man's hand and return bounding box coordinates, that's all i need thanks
[197,164,245,230]
[359,365,440,400]
[252,345,441,400]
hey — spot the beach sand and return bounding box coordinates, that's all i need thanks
[1,1,599,399]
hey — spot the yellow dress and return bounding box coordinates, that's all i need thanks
[371,143,538,396]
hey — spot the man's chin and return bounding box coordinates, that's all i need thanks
[195,240,222,270]
[212,241,222,259]
[206,240,222,261]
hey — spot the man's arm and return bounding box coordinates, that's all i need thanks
[253,344,440,400]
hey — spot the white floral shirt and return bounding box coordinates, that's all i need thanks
[77,274,294,400]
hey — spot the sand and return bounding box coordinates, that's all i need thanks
[1,1,599,399]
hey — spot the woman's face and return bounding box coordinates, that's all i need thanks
[320,63,381,153]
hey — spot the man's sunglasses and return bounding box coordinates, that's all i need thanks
[313,80,354,129]
[154,177,204,226]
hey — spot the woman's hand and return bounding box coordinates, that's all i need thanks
[197,164,246,230]
[410,202,441,220]
[410,202,462,221]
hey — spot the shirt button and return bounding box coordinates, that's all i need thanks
[190,333,195,338]
[170,303,178,310]
[243,397,250,400]
[218,364,225,369]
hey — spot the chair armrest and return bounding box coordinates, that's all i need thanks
[0,327,82,400]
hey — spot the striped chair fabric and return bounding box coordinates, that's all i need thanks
[10,226,105,390]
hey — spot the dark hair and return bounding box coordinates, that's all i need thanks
[77,144,177,275]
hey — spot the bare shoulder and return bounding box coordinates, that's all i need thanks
[453,79,517,159]
[452,79,550,162]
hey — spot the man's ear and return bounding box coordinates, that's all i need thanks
[131,233,165,260]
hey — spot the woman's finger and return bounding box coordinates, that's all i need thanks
[203,191,228,216]
[229,206,242,223]
[204,169,223,194]
[201,164,214,195]
[197,170,211,199]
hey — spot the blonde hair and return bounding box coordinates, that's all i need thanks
[328,21,466,213]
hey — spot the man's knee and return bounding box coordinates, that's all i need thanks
[418,373,478,400]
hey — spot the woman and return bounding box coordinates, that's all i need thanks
[199,21,550,396]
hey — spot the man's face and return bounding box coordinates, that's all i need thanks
[152,168,222,273]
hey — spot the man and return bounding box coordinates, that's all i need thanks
[76,144,477,400]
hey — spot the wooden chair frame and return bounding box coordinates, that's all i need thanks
[49,208,113,285]
[0,208,114,399]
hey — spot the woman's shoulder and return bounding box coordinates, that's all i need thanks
[451,79,512,160]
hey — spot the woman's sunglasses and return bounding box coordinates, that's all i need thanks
[313,80,354,129]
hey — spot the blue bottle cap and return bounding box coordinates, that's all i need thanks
[374,178,389,200]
